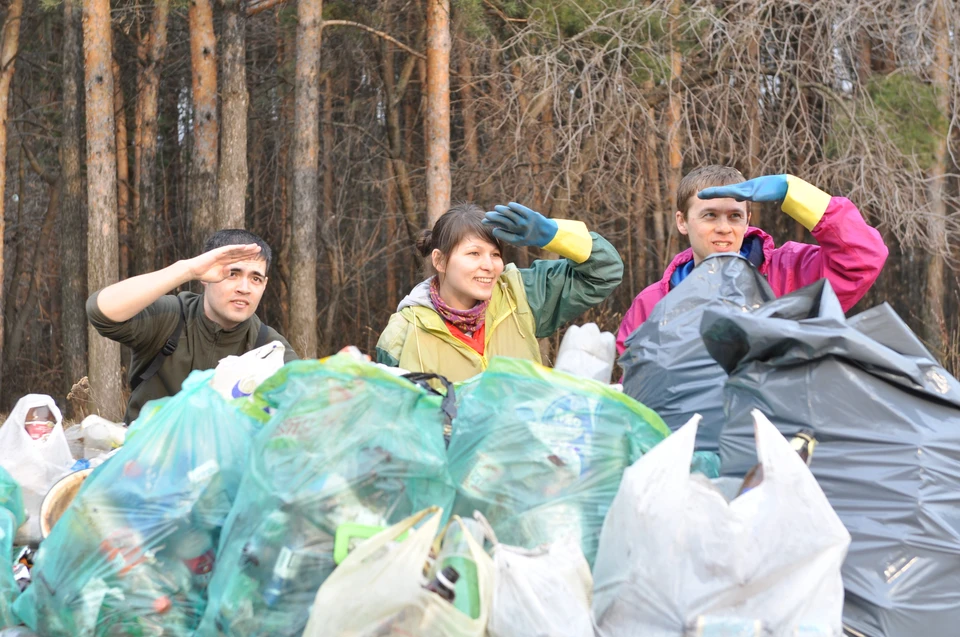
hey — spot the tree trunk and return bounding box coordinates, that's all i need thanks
[459,45,479,201]
[924,0,950,357]
[189,0,219,253]
[289,0,322,358]
[664,0,684,259]
[61,0,87,409]
[5,178,60,373]
[0,0,22,402]
[134,0,169,275]
[113,58,130,279]
[320,73,341,354]
[217,0,248,229]
[275,8,295,336]
[425,0,451,225]
[743,0,762,224]
[83,0,123,421]
[377,32,422,241]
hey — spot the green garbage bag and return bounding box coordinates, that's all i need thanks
[14,370,261,637]
[1,465,24,629]
[197,355,456,637]
[448,357,670,565]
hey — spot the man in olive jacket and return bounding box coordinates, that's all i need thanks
[87,229,298,423]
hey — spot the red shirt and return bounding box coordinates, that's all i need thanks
[444,320,485,355]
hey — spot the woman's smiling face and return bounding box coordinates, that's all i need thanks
[433,235,505,310]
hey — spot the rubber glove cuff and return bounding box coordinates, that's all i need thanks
[543,220,593,263]
[781,175,831,231]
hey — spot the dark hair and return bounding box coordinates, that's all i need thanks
[417,203,503,277]
[203,229,272,273]
[677,165,746,218]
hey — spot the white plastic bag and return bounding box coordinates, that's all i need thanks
[553,323,617,384]
[479,513,593,637]
[303,507,493,637]
[592,411,850,637]
[210,341,286,399]
[79,415,126,458]
[0,395,74,544]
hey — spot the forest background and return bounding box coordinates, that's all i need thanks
[0,0,958,420]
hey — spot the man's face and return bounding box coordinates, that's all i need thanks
[676,195,750,266]
[202,258,268,329]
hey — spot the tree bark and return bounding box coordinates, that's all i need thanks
[743,0,762,224]
[289,0,322,358]
[377,33,421,240]
[459,40,479,201]
[113,58,130,279]
[134,0,170,275]
[275,8,295,336]
[217,0,248,229]
[189,0,219,253]
[83,0,123,420]
[924,0,950,357]
[320,73,341,354]
[664,0,684,260]
[0,0,22,401]
[61,0,87,407]
[5,176,60,373]
[425,0,451,225]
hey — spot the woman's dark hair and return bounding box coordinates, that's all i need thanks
[417,203,503,277]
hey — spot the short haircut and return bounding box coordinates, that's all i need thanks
[416,203,504,277]
[203,229,272,273]
[677,165,746,219]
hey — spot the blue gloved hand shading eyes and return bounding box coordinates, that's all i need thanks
[698,175,789,203]
[482,202,559,248]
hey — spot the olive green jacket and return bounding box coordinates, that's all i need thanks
[87,291,298,423]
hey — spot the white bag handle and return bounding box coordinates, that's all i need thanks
[344,505,440,565]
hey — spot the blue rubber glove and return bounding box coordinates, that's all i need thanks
[482,202,559,248]
[698,175,789,203]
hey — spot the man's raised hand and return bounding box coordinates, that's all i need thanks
[186,243,262,283]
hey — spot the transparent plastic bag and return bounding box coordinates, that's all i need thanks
[0,466,24,629]
[448,357,670,565]
[197,355,457,636]
[13,371,261,636]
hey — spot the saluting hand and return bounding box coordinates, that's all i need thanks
[185,244,263,283]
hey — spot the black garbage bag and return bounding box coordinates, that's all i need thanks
[620,253,775,452]
[701,279,960,637]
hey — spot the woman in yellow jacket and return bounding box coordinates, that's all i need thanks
[376,201,623,381]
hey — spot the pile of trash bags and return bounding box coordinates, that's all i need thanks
[2,256,960,636]
[198,355,458,636]
[702,278,960,637]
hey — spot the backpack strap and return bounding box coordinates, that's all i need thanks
[132,295,186,391]
[254,321,269,349]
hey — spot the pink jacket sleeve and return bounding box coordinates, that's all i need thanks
[766,197,888,312]
[616,283,663,354]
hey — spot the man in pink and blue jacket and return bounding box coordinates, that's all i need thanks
[616,166,889,354]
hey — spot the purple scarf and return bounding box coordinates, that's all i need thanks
[430,277,488,334]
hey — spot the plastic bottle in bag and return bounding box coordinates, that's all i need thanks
[738,429,816,496]
[262,545,304,607]
[437,521,482,619]
[172,528,216,590]
[240,510,290,578]
[424,566,460,603]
